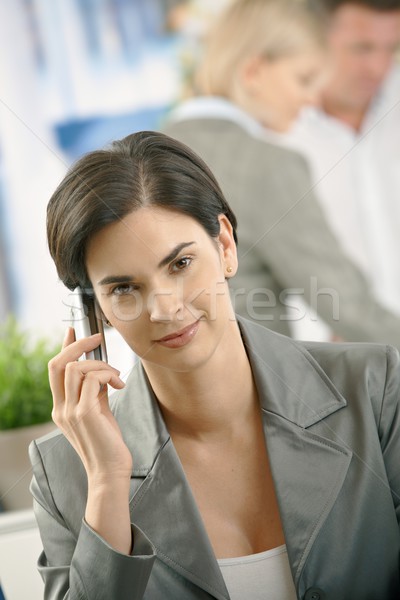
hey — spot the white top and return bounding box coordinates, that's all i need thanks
[282,65,400,318]
[217,545,297,600]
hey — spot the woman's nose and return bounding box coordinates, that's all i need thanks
[148,284,184,322]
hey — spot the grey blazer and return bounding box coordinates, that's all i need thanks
[30,317,400,599]
[163,114,400,349]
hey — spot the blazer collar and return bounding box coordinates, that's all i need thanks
[237,315,347,427]
[110,363,169,477]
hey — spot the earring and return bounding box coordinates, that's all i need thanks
[226,266,233,274]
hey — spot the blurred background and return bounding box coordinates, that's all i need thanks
[0,0,230,355]
[1,2,399,596]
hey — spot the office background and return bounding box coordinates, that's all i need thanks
[0,0,229,350]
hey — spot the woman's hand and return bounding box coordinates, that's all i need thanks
[49,327,134,553]
[48,327,132,482]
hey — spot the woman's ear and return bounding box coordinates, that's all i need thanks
[217,214,238,278]
[239,54,270,96]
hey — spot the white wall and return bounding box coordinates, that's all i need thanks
[0,1,68,341]
[0,509,44,600]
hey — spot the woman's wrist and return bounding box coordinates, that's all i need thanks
[87,470,132,491]
[85,477,133,554]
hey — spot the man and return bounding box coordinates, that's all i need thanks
[285,0,400,316]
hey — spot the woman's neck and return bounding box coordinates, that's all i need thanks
[142,320,259,441]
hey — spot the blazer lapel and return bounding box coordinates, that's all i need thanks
[262,413,352,585]
[238,317,353,586]
[111,362,229,600]
[131,439,229,599]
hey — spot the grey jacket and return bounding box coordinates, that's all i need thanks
[163,114,400,349]
[30,317,400,599]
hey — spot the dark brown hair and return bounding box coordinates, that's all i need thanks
[47,131,238,290]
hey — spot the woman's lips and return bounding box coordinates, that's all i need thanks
[154,320,200,348]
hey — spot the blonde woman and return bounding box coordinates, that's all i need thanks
[163,0,400,349]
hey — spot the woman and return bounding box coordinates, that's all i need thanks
[163,0,400,349]
[30,131,400,599]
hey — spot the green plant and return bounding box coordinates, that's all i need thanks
[0,318,60,430]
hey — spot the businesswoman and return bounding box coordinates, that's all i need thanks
[30,130,400,600]
[163,0,400,348]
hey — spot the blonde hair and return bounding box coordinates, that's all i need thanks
[197,0,327,97]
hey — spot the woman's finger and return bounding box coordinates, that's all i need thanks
[61,332,103,362]
[81,369,125,398]
[48,328,76,402]
[53,367,124,428]
[63,361,122,407]
[74,361,121,377]
[49,333,103,395]
[62,361,86,410]
[71,369,125,421]
[62,327,76,350]
[48,333,109,404]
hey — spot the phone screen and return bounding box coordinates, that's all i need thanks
[69,287,108,362]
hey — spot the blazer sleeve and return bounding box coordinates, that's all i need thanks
[244,147,400,348]
[29,441,156,600]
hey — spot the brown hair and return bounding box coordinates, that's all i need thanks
[47,131,238,290]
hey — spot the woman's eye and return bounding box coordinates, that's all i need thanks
[111,283,137,296]
[171,256,192,272]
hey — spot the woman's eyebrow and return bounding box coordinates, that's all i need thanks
[98,275,135,286]
[97,242,196,286]
[157,242,195,269]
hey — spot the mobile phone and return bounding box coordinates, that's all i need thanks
[69,287,108,362]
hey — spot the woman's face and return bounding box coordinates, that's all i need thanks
[242,49,326,132]
[86,206,238,373]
